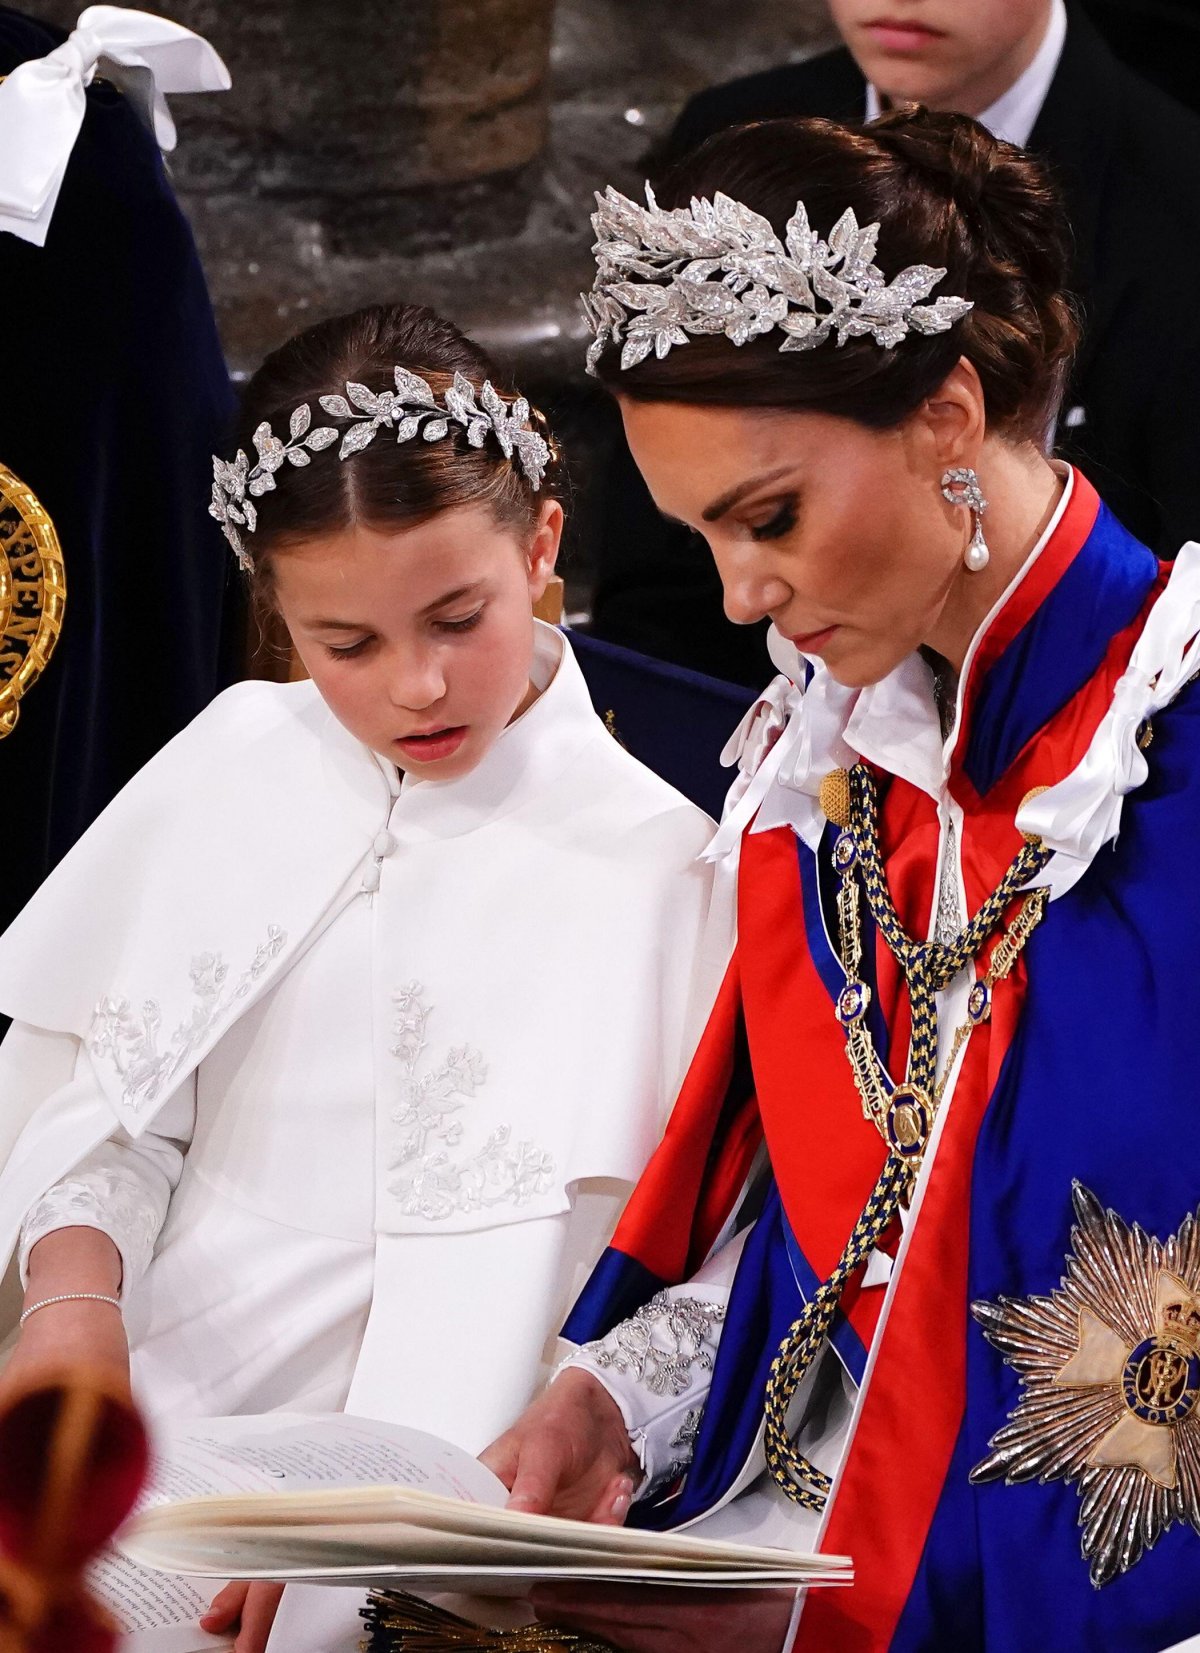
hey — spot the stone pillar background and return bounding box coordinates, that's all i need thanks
[33,0,835,376]
[32,0,835,606]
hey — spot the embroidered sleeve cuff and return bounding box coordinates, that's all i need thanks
[558,1290,727,1494]
[18,1170,164,1299]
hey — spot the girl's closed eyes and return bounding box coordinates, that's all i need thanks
[322,606,484,662]
[326,635,373,659]
[0,298,730,1653]
[434,607,485,634]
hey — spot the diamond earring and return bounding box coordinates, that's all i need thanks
[941,466,990,572]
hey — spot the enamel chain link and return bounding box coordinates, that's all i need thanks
[761,765,1052,1511]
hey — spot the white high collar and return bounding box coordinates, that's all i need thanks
[379,621,602,840]
[710,467,1200,905]
[758,469,1074,820]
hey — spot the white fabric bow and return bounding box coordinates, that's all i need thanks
[704,669,856,863]
[0,5,230,247]
[1019,540,1200,897]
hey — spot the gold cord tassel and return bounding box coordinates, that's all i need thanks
[361,1592,615,1653]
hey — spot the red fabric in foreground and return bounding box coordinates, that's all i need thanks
[0,1379,149,1653]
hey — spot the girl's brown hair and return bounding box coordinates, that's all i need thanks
[595,108,1080,441]
[235,303,561,585]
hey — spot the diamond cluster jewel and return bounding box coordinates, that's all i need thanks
[581,183,974,376]
[210,367,551,570]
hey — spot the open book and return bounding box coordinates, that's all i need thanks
[100,1412,851,1649]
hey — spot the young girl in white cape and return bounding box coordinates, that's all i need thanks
[0,304,724,1645]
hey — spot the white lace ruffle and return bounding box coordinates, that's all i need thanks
[18,1168,163,1295]
[704,630,867,867]
[707,676,821,864]
[579,1291,727,1399]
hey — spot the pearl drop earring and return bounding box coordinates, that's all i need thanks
[941,467,990,572]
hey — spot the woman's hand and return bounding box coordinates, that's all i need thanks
[201,1580,285,1652]
[530,1584,799,1653]
[480,1368,641,1524]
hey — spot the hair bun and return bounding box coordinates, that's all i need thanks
[868,106,1035,219]
[871,108,1079,441]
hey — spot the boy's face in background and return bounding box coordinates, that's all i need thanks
[827,0,1055,115]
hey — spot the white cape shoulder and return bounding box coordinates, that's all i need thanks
[0,679,390,1129]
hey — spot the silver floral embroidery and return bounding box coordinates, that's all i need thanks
[89,926,287,1109]
[387,983,556,1221]
[19,1169,162,1287]
[666,1406,706,1482]
[582,1291,727,1398]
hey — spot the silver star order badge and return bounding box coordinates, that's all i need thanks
[971,1183,1200,1586]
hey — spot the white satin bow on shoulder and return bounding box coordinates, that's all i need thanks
[1018,540,1200,898]
[702,539,1200,905]
[0,5,230,247]
[704,666,858,864]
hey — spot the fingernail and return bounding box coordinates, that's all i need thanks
[610,1489,633,1519]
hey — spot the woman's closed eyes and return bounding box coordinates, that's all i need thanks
[748,499,798,542]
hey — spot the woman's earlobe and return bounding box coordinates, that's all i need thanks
[920,357,988,469]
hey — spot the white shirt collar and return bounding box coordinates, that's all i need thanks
[864,0,1066,148]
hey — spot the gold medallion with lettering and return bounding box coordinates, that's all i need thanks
[0,463,66,737]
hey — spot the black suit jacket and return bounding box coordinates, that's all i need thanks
[591,10,1200,687]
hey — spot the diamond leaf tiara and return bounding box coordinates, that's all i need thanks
[210,367,552,570]
[581,184,974,375]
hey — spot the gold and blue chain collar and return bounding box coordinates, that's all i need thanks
[761,764,1052,1510]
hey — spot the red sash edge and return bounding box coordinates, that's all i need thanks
[739,826,896,1352]
[794,975,1025,1651]
[609,954,758,1283]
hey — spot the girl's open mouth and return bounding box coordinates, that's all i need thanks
[395,726,469,762]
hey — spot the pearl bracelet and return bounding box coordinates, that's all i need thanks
[19,1292,122,1327]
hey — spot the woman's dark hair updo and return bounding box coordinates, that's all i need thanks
[596,108,1080,442]
[234,303,562,583]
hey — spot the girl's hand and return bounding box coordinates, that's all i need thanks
[201,1580,285,1652]
[2,1227,129,1408]
[480,1368,641,1524]
[0,1300,131,1409]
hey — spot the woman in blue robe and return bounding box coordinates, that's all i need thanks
[484,107,1200,1652]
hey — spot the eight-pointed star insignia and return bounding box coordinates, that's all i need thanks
[971,1182,1200,1586]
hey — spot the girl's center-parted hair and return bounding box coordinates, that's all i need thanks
[234,302,562,588]
[596,107,1081,443]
